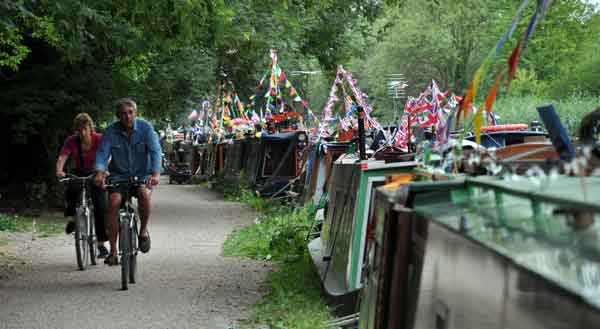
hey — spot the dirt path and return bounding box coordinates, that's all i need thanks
[0,181,270,329]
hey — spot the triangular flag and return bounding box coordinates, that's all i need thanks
[485,72,503,115]
[507,39,521,85]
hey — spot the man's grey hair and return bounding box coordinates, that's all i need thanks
[115,98,137,116]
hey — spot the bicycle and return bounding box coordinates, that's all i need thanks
[105,179,143,290]
[59,174,97,270]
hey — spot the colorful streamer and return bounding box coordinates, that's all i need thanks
[457,0,552,144]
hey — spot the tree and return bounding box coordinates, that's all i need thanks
[0,0,216,191]
[0,0,381,193]
[345,0,517,119]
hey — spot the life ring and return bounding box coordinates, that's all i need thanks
[480,124,528,132]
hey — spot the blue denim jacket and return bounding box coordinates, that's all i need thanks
[95,119,162,182]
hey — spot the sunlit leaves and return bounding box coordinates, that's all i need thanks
[0,28,30,70]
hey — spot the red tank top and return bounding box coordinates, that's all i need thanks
[59,132,103,173]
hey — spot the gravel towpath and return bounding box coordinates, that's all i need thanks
[0,182,269,329]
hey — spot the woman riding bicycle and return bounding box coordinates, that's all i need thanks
[56,113,109,258]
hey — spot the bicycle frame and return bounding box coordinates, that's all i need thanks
[77,181,93,229]
[118,190,139,256]
[59,174,96,270]
[106,181,141,253]
[105,179,144,290]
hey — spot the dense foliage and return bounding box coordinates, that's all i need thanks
[2,0,599,194]
[0,0,381,193]
[339,0,600,120]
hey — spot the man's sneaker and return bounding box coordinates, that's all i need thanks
[139,234,151,253]
[65,221,76,235]
[97,245,109,258]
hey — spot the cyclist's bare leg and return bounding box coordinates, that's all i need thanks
[136,187,152,238]
[107,192,122,257]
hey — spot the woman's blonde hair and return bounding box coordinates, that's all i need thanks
[72,113,95,132]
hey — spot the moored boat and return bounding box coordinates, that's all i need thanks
[359,175,600,329]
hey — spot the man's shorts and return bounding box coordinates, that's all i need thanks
[107,183,141,200]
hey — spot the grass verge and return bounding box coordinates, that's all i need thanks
[0,212,64,237]
[240,254,332,329]
[220,181,332,329]
[223,205,315,261]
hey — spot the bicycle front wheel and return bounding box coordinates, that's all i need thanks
[129,216,138,284]
[88,209,97,266]
[119,215,130,290]
[74,208,89,270]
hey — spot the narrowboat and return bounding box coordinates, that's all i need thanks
[302,141,354,205]
[359,175,600,329]
[214,142,227,177]
[223,139,248,184]
[308,155,418,302]
[199,142,217,180]
[192,143,209,179]
[243,137,262,186]
[250,130,310,197]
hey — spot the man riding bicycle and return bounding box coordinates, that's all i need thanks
[94,98,162,266]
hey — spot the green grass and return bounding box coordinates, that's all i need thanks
[239,255,332,329]
[191,175,208,186]
[223,205,315,261]
[220,182,332,328]
[0,213,64,237]
[494,95,600,135]
[0,213,30,232]
[215,171,287,215]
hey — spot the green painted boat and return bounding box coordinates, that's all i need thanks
[308,155,418,299]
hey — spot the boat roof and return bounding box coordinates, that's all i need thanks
[334,154,417,171]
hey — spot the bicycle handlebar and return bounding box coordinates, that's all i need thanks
[104,179,147,189]
[58,174,94,183]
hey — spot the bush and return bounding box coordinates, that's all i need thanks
[0,213,29,232]
[493,94,600,134]
[0,212,63,236]
[26,181,49,210]
[507,69,549,97]
[223,204,316,261]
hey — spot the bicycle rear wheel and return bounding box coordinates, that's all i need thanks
[74,208,89,270]
[120,215,130,290]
